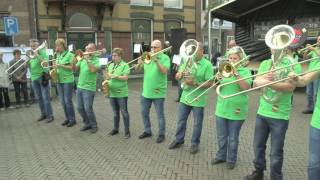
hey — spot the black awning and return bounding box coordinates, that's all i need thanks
[211,0,280,22]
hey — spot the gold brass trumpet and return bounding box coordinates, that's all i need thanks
[185,55,250,104]
[75,48,107,61]
[216,56,319,99]
[297,43,318,54]
[40,59,56,68]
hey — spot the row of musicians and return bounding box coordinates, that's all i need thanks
[7,38,320,180]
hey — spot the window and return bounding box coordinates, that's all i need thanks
[164,20,182,42]
[164,0,182,9]
[69,12,92,28]
[131,0,152,6]
[202,0,208,10]
[0,17,12,47]
[132,19,152,53]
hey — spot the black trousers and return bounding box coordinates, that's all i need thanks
[13,81,28,105]
[0,87,10,108]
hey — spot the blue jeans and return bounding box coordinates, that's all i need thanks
[306,79,319,110]
[109,97,130,133]
[175,103,204,145]
[253,114,288,180]
[76,88,97,128]
[308,126,320,180]
[32,78,53,118]
[215,116,244,164]
[57,83,76,122]
[141,96,166,136]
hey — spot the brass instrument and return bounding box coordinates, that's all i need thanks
[297,43,318,54]
[5,58,26,76]
[75,48,106,61]
[185,53,250,104]
[216,25,310,100]
[27,41,47,59]
[179,39,200,89]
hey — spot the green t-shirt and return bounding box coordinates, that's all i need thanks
[215,67,253,120]
[309,61,320,129]
[308,48,320,69]
[56,50,74,83]
[76,56,100,92]
[257,58,302,120]
[179,57,214,107]
[28,48,49,81]
[142,53,170,98]
[107,60,130,98]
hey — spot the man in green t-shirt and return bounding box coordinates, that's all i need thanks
[244,49,301,180]
[28,39,54,123]
[106,48,131,139]
[301,37,320,114]
[168,42,214,154]
[290,56,320,180]
[73,43,101,134]
[135,40,171,144]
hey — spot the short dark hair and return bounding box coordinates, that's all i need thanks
[13,49,21,55]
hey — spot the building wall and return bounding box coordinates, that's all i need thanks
[0,0,33,46]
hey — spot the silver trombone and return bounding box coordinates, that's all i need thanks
[185,54,250,104]
[216,55,320,99]
[297,43,318,54]
[5,58,25,75]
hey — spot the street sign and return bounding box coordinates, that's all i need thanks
[3,16,19,36]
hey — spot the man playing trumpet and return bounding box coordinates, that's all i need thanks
[136,40,171,143]
[73,43,100,133]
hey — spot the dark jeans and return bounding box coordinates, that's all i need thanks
[253,114,289,180]
[0,87,10,108]
[76,88,97,128]
[57,83,76,122]
[109,97,130,133]
[215,116,244,164]
[174,103,204,145]
[306,79,319,110]
[141,96,166,136]
[13,81,28,105]
[32,78,53,118]
[308,126,320,180]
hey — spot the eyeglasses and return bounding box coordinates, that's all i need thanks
[151,46,159,49]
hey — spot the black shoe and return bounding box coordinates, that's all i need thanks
[211,159,226,165]
[45,117,54,123]
[226,162,235,170]
[80,126,92,131]
[37,115,46,122]
[190,144,199,154]
[124,131,131,139]
[138,132,152,139]
[67,121,76,127]
[61,120,69,126]
[302,109,313,114]
[109,129,119,136]
[90,127,98,133]
[156,135,165,143]
[244,169,264,180]
[168,141,184,149]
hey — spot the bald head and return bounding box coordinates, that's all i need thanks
[151,40,162,52]
[228,40,236,48]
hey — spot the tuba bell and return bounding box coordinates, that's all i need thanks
[179,39,200,89]
[263,24,295,103]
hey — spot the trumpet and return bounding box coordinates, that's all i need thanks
[216,55,319,99]
[40,59,57,68]
[297,43,318,54]
[75,48,106,61]
[185,55,250,104]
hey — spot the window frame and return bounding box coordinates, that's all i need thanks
[164,19,183,42]
[130,0,153,7]
[164,0,183,9]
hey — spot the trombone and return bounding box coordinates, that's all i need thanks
[297,43,318,54]
[75,48,107,61]
[5,58,25,75]
[27,41,48,59]
[216,55,320,99]
[185,55,250,104]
